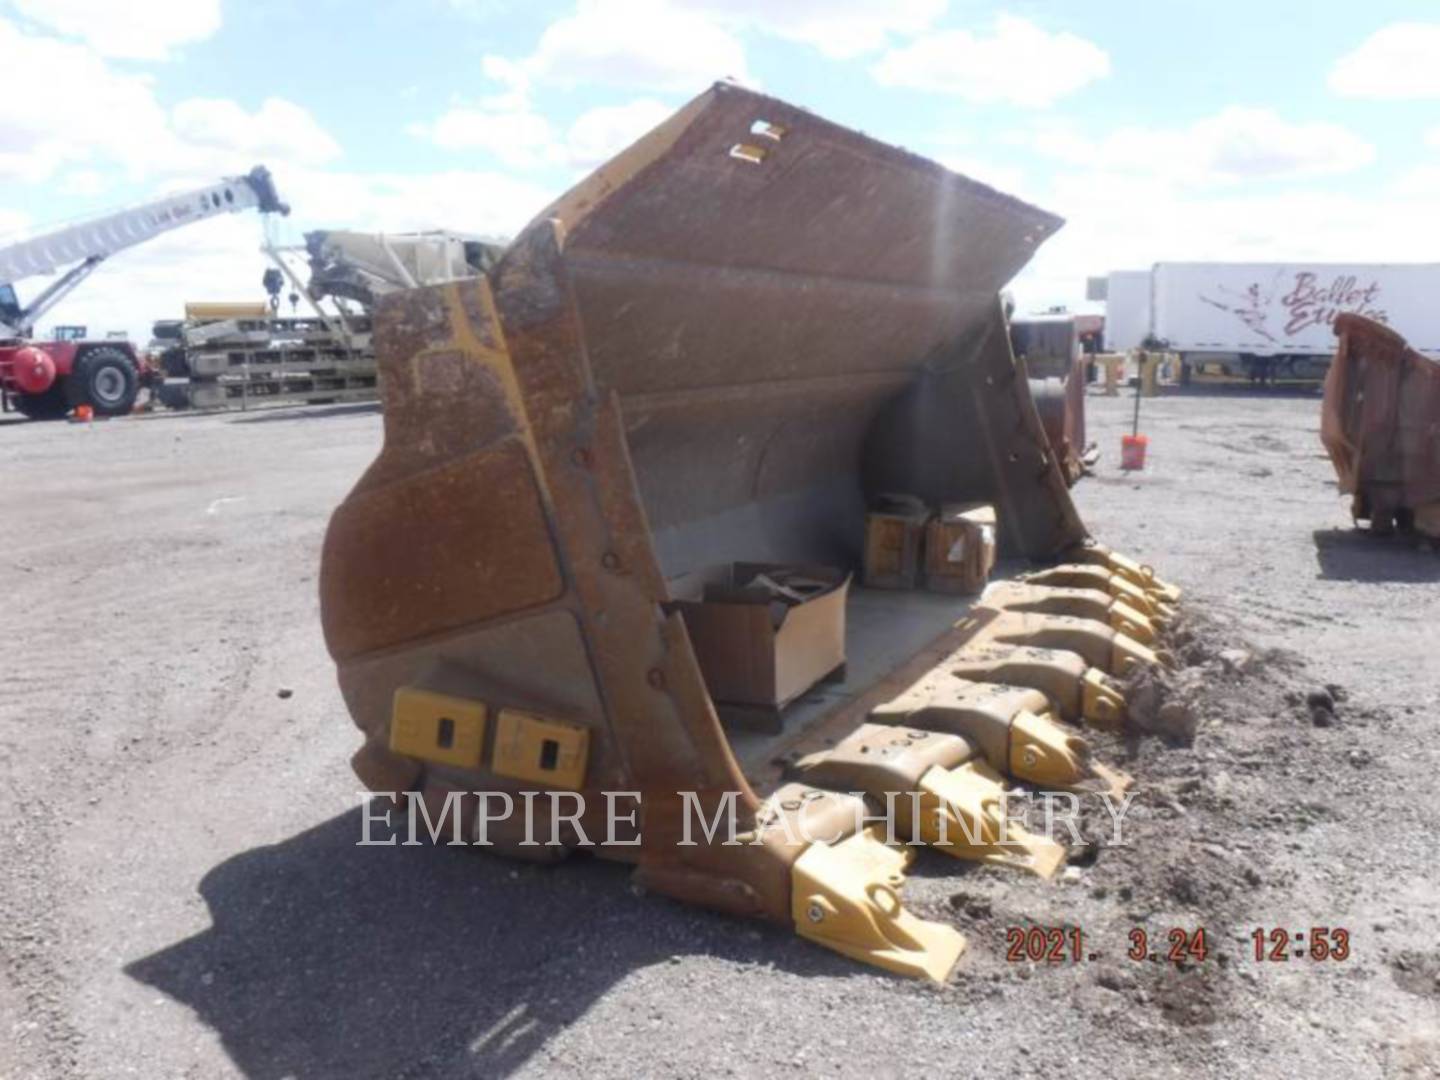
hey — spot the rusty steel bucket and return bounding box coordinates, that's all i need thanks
[318,83,1178,982]
[1322,314,1440,537]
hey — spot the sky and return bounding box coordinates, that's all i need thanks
[2,0,1439,341]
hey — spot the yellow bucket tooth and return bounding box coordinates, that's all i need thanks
[793,826,967,983]
[974,609,1164,679]
[788,724,1065,878]
[1024,564,1171,625]
[1072,543,1182,606]
[983,581,1159,646]
[1108,599,1157,646]
[1081,668,1129,731]
[1010,709,1130,800]
[916,760,1067,878]
[947,643,1129,729]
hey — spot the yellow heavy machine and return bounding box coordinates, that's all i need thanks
[318,83,1178,982]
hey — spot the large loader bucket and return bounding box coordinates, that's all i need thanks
[1322,314,1440,537]
[319,83,1177,982]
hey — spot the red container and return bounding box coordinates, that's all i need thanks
[1120,433,1148,471]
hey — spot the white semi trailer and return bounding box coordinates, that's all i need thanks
[1091,262,1440,381]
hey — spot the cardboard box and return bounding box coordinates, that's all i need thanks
[668,562,849,716]
[925,502,996,594]
[863,496,932,589]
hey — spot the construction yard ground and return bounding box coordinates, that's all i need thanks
[1,388,1438,1079]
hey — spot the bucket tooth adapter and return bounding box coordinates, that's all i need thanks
[983,580,1158,645]
[789,724,1066,877]
[1020,564,1174,625]
[319,83,1176,982]
[1072,542,1181,608]
[965,607,1171,679]
[869,679,1130,798]
[947,644,1129,730]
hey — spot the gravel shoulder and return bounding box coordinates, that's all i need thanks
[1,390,1437,1079]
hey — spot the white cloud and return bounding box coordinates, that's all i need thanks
[1008,165,1440,316]
[486,0,751,93]
[410,104,558,169]
[670,0,944,59]
[1391,165,1440,199]
[0,17,342,183]
[57,168,107,197]
[0,208,30,238]
[1197,109,1372,179]
[414,96,676,172]
[563,98,673,167]
[1022,107,1373,185]
[10,0,221,60]
[872,15,1109,107]
[1329,22,1440,100]
[172,98,342,168]
[935,153,1029,200]
[0,16,173,181]
[1427,125,1440,151]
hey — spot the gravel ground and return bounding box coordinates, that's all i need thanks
[1,389,1437,1079]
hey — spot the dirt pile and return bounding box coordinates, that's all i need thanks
[921,608,1400,1065]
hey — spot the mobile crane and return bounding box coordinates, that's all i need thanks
[0,166,288,419]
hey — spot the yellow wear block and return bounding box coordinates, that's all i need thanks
[492,709,590,790]
[389,688,487,769]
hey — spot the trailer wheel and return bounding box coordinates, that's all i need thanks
[12,384,70,419]
[155,382,193,410]
[159,346,190,378]
[68,346,139,416]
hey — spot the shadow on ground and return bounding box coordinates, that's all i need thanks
[227,403,381,425]
[1160,384,1323,400]
[126,808,850,1079]
[1313,528,1440,583]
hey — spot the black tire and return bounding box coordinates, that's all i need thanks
[159,346,190,378]
[12,384,70,419]
[67,345,139,416]
[156,382,193,410]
